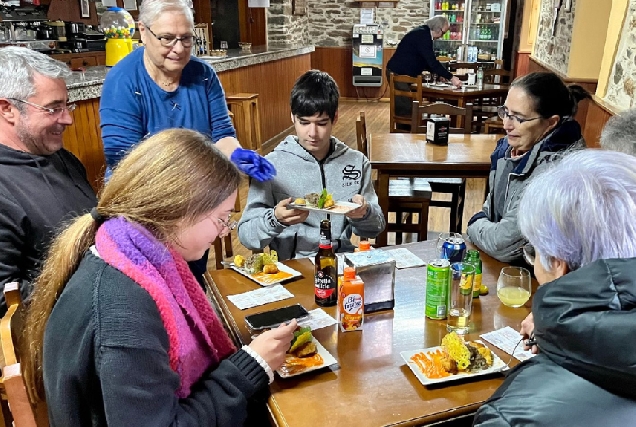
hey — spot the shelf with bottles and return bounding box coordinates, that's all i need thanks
[468,39,499,42]
[434,1,466,11]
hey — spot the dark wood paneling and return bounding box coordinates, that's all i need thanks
[217,53,312,143]
[582,96,615,149]
[238,1,267,47]
[514,51,530,78]
[62,98,105,192]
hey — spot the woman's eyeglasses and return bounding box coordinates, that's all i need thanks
[146,26,194,48]
[216,214,237,233]
[523,243,535,266]
[497,106,541,125]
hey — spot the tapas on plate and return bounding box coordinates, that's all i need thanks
[231,252,301,286]
[401,332,507,386]
[277,327,338,378]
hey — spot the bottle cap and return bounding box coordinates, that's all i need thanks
[359,241,371,251]
[343,267,356,280]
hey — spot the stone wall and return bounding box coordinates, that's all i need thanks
[604,0,636,111]
[268,0,430,47]
[533,0,576,75]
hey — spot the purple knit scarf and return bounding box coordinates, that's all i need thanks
[95,217,236,398]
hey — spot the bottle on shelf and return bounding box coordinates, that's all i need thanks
[315,219,338,307]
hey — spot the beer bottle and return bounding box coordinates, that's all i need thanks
[465,249,483,298]
[315,219,338,307]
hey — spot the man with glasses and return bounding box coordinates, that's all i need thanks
[0,47,97,314]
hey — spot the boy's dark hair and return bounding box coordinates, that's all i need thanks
[290,69,340,121]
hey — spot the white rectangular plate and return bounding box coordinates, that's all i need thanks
[277,339,338,378]
[287,201,360,215]
[229,262,302,287]
[400,340,507,386]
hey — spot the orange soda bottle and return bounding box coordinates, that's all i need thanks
[339,267,364,332]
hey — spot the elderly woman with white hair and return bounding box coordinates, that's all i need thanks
[473,149,636,426]
[99,0,275,281]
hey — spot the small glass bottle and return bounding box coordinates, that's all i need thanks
[315,219,338,307]
[476,66,484,88]
[464,249,483,298]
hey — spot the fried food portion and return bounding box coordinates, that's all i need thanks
[440,352,458,374]
[263,264,279,274]
[294,341,317,358]
[234,255,246,268]
[294,198,306,205]
[441,332,472,371]
[242,251,278,274]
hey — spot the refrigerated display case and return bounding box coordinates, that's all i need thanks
[430,0,507,62]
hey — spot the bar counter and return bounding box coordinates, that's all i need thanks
[60,45,313,190]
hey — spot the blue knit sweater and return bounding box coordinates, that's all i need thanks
[99,48,236,170]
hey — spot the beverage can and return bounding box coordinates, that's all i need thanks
[425,259,451,319]
[441,236,466,263]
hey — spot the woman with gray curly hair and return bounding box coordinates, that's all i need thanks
[474,149,636,426]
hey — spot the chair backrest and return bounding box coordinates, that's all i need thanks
[484,68,512,84]
[0,283,49,427]
[355,111,368,157]
[410,101,473,135]
[389,73,423,132]
[213,192,241,269]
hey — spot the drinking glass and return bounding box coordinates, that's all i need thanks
[497,267,532,308]
[423,71,431,85]
[431,73,437,85]
[447,262,475,334]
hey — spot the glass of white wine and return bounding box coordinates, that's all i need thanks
[497,266,532,308]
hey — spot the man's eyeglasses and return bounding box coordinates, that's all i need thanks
[216,213,238,233]
[497,106,541,125]
[8,98,76,116]
[145,26,194,48]
[523,243,535,266]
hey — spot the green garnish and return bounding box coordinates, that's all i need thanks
[317,188,328,209]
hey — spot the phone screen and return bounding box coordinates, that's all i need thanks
[245,304,309,330]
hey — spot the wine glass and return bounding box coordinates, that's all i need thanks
[497,267,532,308]
[423,71,431,86]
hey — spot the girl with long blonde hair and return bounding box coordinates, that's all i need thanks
[24,128,295,426]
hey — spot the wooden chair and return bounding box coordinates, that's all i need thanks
[213,188,242,270]
[410,101,469,234]
[484,116,505,134]
[356,111,432,245]
[0,283,49,427]
[389,73,423,133]
[483,68,512,85]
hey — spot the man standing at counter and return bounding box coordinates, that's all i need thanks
[0,47,97,315]
[100,0,275,282]
[387,16,462,119]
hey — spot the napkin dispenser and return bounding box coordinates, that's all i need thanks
[345,251,396,313]
[426,116,450,145]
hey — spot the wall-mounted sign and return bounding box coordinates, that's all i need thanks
[248,0,270,7]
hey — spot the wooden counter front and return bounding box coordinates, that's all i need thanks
[207,240,533,427]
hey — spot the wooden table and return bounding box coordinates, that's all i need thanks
[207,240,533,427]
[369,133,499,247]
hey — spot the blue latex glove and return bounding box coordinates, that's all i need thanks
[230,148,277,182]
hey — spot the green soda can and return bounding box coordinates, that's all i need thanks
[426,259,451,319]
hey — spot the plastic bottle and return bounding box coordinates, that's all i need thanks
[339,267,364,332]
[477,66,484,88]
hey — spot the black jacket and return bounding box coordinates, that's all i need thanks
[44,252,270,426]
[386,25,453,80]
[474,258,636,426]
[0,144,96,314]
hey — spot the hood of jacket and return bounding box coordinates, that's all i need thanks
[273,135,350,166]
[533,257,636,399]
[490,119,584,176]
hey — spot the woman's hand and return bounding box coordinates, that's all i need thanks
[520,313,539,354]
[248,319,297,371]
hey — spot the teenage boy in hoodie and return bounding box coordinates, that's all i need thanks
[238,70,385,260]
[0,47,97,314]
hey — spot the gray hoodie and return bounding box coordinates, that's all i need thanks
[238,136,385,260]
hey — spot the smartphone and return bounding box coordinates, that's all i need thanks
[245,304,309,331]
